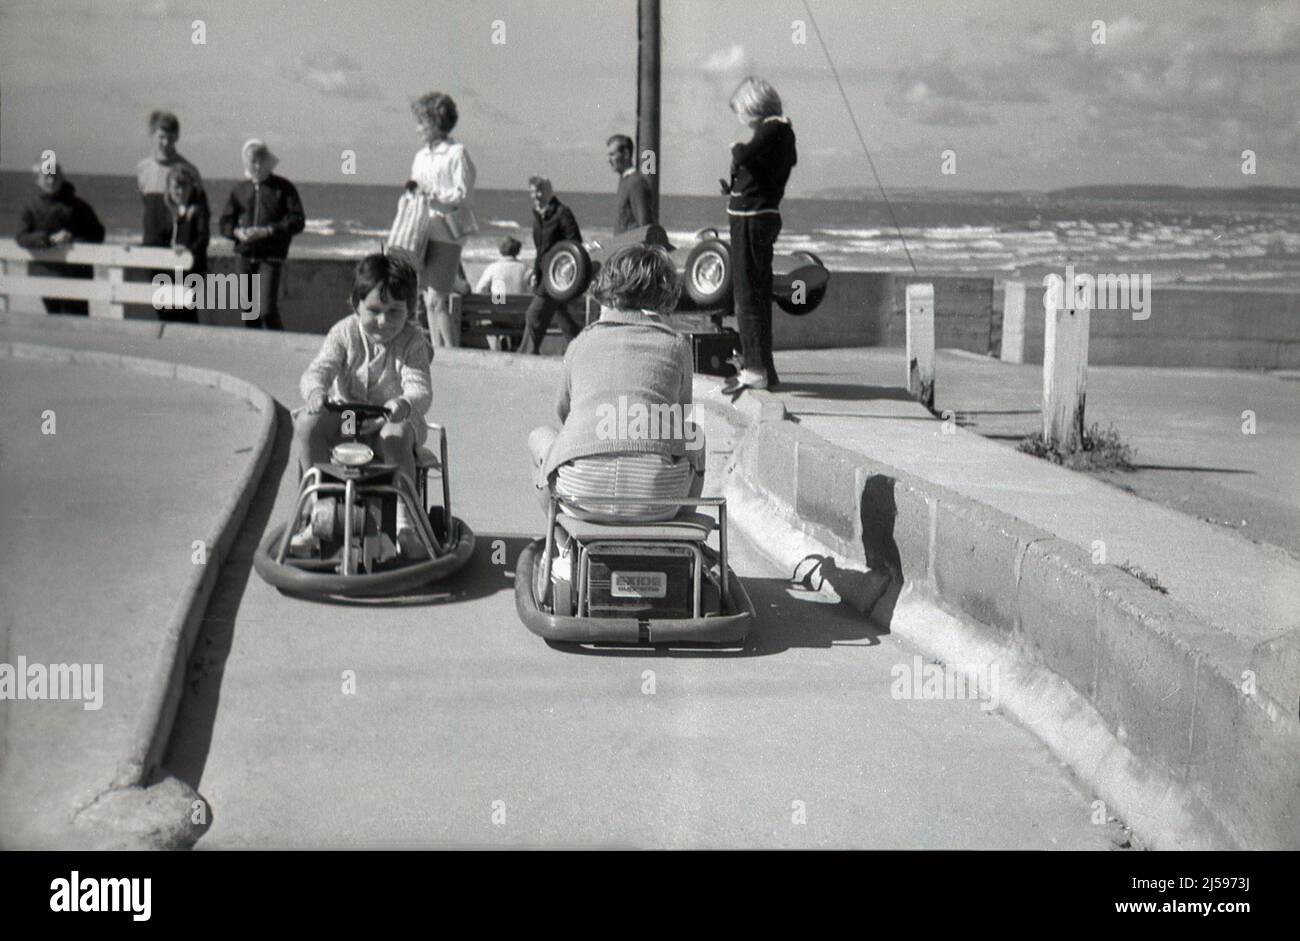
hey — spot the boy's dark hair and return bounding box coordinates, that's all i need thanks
[499,237,522,257]
[606,133,634,154]
[351,253,418,313]
[149,110,180,135]
[591,243,681,314]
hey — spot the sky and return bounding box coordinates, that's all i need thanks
[1,0,1298,195]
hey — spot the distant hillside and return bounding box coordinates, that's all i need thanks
[807,184,1300,206]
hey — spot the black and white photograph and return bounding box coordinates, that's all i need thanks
[0,0,1295,909]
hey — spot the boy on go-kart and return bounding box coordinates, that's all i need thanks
[292,252,434,558]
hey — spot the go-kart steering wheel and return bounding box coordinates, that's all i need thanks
[325,401,391,420]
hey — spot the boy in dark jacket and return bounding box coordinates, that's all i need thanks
[16,160,106,315]
[720,76,797,392]
[218,139,305,330]
[519,176,583,355]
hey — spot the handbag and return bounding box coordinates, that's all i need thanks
[386,190,435,265]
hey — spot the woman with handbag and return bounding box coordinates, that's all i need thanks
[409,91,478,347]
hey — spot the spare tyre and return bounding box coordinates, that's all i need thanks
[775,250,830,316]
[683,238,733,309]
[541,240,592,302]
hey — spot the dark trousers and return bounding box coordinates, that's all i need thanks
[519,294,581,354]
[236,257,285,330]
[730,212,782,384]
[32,261,91,315]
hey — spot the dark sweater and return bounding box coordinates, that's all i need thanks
[137,153,205,247]
[218,174,306,260]
[614,171,655,234]
[16,181,106,249]
[726,116,797,214]
[531,197,582,296]
[170,203,210,273]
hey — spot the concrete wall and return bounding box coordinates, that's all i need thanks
[14,250,1295,367]
[996,282,1300,369]
[724,399,1300,849]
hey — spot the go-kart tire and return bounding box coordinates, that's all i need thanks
[775,250,829,317]
[683,238,733,309]
[253,519,475,598]
[541,240,592,302]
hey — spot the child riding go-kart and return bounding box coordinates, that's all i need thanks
[254,400,474,597]
[254,251,474,598]
[515,241,754,645]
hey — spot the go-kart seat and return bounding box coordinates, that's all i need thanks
[556,510,715,543]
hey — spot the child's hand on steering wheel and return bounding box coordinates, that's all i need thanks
[384,397,411,423]
[305,390,327,414]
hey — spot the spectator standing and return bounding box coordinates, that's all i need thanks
[520,176,583,355]
[15,158,105,315]
[410,91,478,347]
[218,138,305,330]
[605,133,655,235]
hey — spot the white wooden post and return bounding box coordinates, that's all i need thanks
[1000,280,1026,363]
[905,282,935,410]
[90,265,126,319]
[1042,275,1090,451]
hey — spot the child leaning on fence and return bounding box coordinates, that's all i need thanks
[293,252,434,559]
[15,159,106,315]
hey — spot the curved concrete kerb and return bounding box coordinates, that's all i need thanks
[0,340,277,849]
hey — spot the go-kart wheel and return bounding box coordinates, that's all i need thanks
[541,240,592,302]
[683,238,732,308]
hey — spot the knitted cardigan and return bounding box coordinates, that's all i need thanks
[542,308,695,480]
[300,316,434,443]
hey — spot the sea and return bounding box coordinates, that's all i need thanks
[4,171,1299,292]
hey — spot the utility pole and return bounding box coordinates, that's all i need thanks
[636,0,661,222]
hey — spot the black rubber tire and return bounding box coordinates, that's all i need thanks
[775,252,829,317]
[683,238,733,308]
[541,241,592,302]
[253,519,475,598]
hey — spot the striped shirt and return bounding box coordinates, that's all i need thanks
[556,452,694,522]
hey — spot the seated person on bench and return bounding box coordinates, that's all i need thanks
[528,243,705,523]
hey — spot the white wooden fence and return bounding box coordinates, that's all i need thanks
[0,239,193,318]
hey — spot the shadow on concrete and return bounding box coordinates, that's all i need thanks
[162,400,294,807]
[776,382,915,402]
[1130,464,1255,475]
[544,572,888,658]
[553,475,906,658]
[788,412,935,423]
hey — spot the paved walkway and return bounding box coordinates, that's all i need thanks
[0,354,260,847]
[0,317,1124,848]
[768,347,1300,648]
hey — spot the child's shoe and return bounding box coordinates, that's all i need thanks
[395,499,429,559]
[288,524,317,556]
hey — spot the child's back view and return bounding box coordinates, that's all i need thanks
[474,236,530,299]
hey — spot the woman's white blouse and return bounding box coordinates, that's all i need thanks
[410,138,479,241]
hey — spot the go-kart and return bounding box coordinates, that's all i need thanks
[253,401,475,597]
[537,223,830,316]
[515,491,754,645]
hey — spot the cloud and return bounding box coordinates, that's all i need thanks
[885,56,1036,126]
[701,44,749,76]
[279,49,379,100]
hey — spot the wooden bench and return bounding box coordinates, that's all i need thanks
[0,239,193,318]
